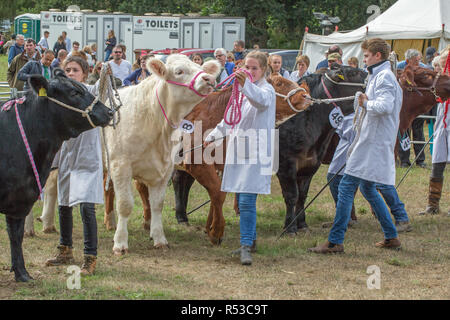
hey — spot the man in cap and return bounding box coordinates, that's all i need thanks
[316,45,343,70]
[327,52,343,68]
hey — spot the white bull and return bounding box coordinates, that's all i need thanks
[104,54,220,254]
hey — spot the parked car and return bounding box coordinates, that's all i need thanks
[269,50,299,72]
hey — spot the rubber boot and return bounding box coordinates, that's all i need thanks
[418,177,443,215]
[240,246,252,266]
[45,245,75,266]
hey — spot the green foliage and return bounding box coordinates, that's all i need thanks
[7,0,399,49]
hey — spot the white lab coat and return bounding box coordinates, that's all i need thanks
[345,61,403,186]
[57,84,104,207]
[328,113,355,175]
[206,78,276,194]
[431,102,450,163]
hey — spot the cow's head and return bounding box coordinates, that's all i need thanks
[400,66,450,101]
[266,74,312,126]
[148,54,221,102]
[29,69,113,138]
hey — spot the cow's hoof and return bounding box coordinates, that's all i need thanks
[43,226,58,234]
[36,217,43,222]
[178,221,190,227]
[297,226,310,233]
[143,221,150,231]
[24,231,35,237]
[14,270,33,282]
[113,248,128,256]
[105,223,116,231]
[208,235,223,246]
[154,243,169,250]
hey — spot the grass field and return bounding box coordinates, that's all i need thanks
[0,53,449,300]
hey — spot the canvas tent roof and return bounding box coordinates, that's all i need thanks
[302,0,450,71]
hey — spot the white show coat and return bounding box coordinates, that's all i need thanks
[57,84,104,207]
[345,61,403,186]
[328,113,355,175]
[206,78,276,194]
[431,102,450,163]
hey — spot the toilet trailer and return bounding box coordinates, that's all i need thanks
[40,9,83,51]
[14,14,41,43]
[179,14,245,51]
[83,10,133,62]
[133,14,181,54]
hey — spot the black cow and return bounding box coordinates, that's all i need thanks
[0,69,113,282]
[278,64,367,234]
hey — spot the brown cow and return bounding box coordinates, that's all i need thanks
[103,75,313,244]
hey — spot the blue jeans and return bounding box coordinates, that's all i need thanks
[237,193,258,247]
[329,174,398,244]
[104,49,112,62]
[375,183,409,223]
[328,173,409,223]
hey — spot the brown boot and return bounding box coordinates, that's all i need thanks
[80,255,97,276]
[375,238,401,249]
[418,177,443,215]
[45,245,75,266]
[308,241,344,254]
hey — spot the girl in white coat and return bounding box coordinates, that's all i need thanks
[419,48,450,216]
[45,56,103,275]
[204,51,276,265]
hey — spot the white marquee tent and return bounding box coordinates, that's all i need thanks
[301,0,450,71]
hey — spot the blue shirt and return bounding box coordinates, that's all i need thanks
[234,51,245,61]
[397,60,427,70]
[316,58,328,71]
[8,43,24,65]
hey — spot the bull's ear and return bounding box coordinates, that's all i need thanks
[202,60,221,78]
[52,68,67,78]
[400,66,416,86]
[147,58,167,80]
[29,75,49,96]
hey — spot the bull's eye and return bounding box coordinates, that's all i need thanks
[175,70,184,76]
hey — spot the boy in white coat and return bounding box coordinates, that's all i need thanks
[309,38,403,254]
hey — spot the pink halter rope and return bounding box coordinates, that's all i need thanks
[166,70,208,97]
[2,97,43,199]
[438,53,450,128]
[217,68,254,129]
[157,70,209,129]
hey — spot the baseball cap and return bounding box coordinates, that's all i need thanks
[328,52,342,61]
[425,47,437,58]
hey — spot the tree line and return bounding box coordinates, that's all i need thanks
[5,0,397,49]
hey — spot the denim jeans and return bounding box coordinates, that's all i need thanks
[327,173,343,204]
[375,183,409,223]
[237,193,258,247]
[59,203,98,256]
[104,49,112,62]
[329,174,398,244]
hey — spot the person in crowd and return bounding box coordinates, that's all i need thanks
[227,52,235,64]
[45,55,104,276]
[8,34,24,65]
[204,50,276,266]
[67,41,80,57]
[82,45,94,68]
[62,31,71,53]
[123,54,152,86]
[309,38,403,254]
[233,40,248,62]
[104,30,116,62]
[191,53,204,66]
[418,48,449,217]
[289,55,311,83]
[170,48,179,54]
[268,54,290,78]
[87,61,122,87]
[38,31,50,53]
[215,47,235,83]
[90,43,97,64]
[432,55,442,73]
[397,48,428,168]
[7,38,41,91]
[327,52,343,68]
[253,44,260,50]
[71,50,88,61]
[397,48,427,69]
[425,47,438,68]
[108,45,132,83]
[347,56,359,69]
[51,49,68,69]
[316,45,343,70]
[3,33,16,57]
[17,49,55,90]
[53,35,67,56]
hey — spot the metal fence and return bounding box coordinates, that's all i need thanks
[0,82,25,102]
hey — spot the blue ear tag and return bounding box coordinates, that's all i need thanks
[39,88,47,97]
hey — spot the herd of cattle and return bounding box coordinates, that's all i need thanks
[1,53,449,282]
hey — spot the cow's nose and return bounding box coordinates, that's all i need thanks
[108,109,114,117]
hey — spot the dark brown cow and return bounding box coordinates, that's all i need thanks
[103,75,313,243]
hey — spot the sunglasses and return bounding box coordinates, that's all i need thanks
[215,54,225,58]
[114,51,122,54]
